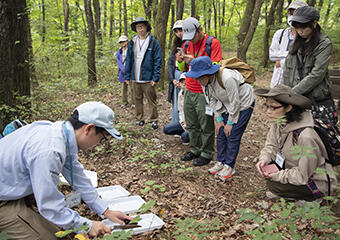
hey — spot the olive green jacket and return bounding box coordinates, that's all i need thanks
[282,33,332,101]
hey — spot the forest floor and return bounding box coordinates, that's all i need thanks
[58,58,340,239]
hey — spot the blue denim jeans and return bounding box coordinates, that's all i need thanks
[163,122,189,143]
[216,102,255,168]
[171,70,182,123]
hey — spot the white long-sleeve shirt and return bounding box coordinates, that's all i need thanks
[0,121,108,231]
[269,27,294,88]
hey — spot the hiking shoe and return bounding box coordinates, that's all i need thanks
[136,120,145,126]
[121,104,128,109]
[266,191,280,200]
[181,152,200,161]
[182,141,189,146]
[208,162,223,175]
[151,122,158,130]
[217,165,235,179]
[193,156,211,166]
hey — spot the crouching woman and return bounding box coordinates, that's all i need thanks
[255,85,337,201]
[186,56,255,180]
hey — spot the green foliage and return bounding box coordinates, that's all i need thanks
[237,196,340,239]
[0,231,9,240]
[141,181,165,194]
[173,217,222,240]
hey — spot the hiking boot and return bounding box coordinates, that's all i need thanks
[136,120,145,126]
[217,164,235,179]
[266,191,280,200]
[193,156,211,166]
[181,152,200,161]
[208,162,223,175]
[151,122,158,130]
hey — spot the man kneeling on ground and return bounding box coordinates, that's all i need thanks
[0,102,132,239]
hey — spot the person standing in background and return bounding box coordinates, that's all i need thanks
[116,35,134,108]
[125,17,162,130]
[269,0,308,88]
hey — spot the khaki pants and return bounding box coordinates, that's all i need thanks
[133,82,158,122]
[0,199,59,240]
[122,82,134,105]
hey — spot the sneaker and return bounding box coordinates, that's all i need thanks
[181,152,200,161]
[136,120,145,126]
[121,104,128,109]
[193,156,211,166]
[174,134,181,138]
[266,191,280,200]
[182,141,189,146]
[217,165,235,179]
[208,162,223,175]
[151,122,158,130]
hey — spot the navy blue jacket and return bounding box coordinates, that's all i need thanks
[124,34,162,83]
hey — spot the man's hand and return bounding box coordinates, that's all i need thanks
[173,79,179,87]
[275,60,281,68]
[150,81,157,87]
[103,209,133,225]
[88,221,111,237]
[256,160,268,178]
[125,80,130,84]
[183,54,194,64]
[175,52,184,62]
[224,124,233,137]
[215,122,224,135]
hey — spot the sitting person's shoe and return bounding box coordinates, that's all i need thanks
[181,151,200,161]
[208,162,223,174]
[151,122,158,130]
[216,164,235,179]
[136,120,145,126]
[182,141,189,146]
[121,104,128,108]
[193,156,211,166]
[266,191,280,200]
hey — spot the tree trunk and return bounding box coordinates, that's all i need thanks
[168,4,175,49]
[307,0,316,6]
[225,0,236,37]
[221,0,225,26]
[237,0,264,62]
[154,0,172,90]
[191,0,195,18]
[109,0,114,37]
[276,0,284,24]
[123,0,128,35]
[119,2,122,35]
[63,0,70,50]
[76,0,87,34]
[84,0,97,86]
[323,0,332,27]
[316,0,323,12]
[203,0,207,30]
[142,0,152,21]
[213,0,217,37]
[263,0,280,67]
[152,0,158,22]
[0,0,31,129]
[103,0,107,37]
[176,0,184,20]
[93,0,102,54]
[41,0,46,42]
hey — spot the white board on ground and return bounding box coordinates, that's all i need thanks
[103,213,165,235]
[107,196,145,214]
[97,185,130,202]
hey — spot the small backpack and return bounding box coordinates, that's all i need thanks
[216,57,256,89]
[293,125,340,166]
[1,119,28,137]
[184,36,214,57]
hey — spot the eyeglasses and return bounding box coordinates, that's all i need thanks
[265,104,284,111]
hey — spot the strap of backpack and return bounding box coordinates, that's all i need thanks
[203,36,213,57]
[278,28,286,45]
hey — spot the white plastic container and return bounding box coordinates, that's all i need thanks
[97,185,130,202]
[107,196,145,214]
[59,170,98,187]
[103,213,165,235]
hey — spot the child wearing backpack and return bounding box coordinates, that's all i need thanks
[186,56,255,180]
[255,85,337,201]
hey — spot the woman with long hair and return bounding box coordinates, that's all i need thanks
[282,6,337,127]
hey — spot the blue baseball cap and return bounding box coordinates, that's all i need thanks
[185,56,220,79]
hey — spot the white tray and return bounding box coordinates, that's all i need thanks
[59,170,98,187]
[103,213,165,235]
[97,185,130,202]
[107,196,145,214]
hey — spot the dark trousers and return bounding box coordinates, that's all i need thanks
[216,103,254,168]
[267,180,316,201]
[163,122,189,143]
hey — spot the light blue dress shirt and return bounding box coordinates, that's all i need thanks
[0,121,109,231]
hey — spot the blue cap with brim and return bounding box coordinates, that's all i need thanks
[185,56,220,79]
